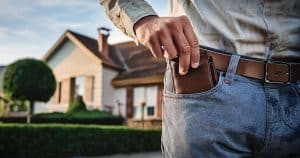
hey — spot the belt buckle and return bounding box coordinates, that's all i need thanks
[265,61,291,84]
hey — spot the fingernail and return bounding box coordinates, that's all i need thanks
[192,62,199,68]
[179,70,188,75]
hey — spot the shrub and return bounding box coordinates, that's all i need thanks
[0,124,161,158]
[0,111,124,125]
[0,96,125,125]
[33,112,124,125]
[3,58,56,123]
[67,95,86,113]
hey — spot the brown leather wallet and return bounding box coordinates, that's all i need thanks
[170,51,218,94]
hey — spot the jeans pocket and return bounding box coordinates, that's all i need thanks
[162,72,229,157]
[282,82,300,129]
[164,71,225,98]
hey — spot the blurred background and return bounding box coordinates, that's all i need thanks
[0,0,168,158]
[0,0,167,65]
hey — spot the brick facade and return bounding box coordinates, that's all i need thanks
[127,118,162,129]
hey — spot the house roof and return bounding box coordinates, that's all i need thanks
[112,45,165,87]
[43,30,124,70]
[43,30,166,87]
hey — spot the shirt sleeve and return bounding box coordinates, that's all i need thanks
[100,0,158,42]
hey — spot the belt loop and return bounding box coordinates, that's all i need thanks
[224,55,240,84]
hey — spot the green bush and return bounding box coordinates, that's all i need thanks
[67,95,87,113]
[0,111,124,125]
[0,124,161,158]
[33,111,124,125]
[0,97,125,125]
[3,58,56,102]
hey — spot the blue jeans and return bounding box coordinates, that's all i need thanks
[162,55,300,158]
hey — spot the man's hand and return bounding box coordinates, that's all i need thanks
[134,15,200,75]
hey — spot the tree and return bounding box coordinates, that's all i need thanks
[3,58,56,123]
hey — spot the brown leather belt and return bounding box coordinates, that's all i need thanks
[201,46,300,83]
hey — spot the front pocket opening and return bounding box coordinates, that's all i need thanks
[164,71,225,98]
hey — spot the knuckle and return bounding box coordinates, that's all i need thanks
[158,26,167,34]
[190,39,199,48]
[181,44,191,54]
[165,21,177,31]
[169,25,180,34]
[165,20,173,26]
[180,15,189,22]
[148,33,157,41]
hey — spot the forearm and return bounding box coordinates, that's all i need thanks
[100,0,158,39]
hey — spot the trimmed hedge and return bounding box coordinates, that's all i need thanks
[0,124,161,158]
[0,110,124,125]
[0,96,125,125]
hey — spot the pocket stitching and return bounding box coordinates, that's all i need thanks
[281,82,300,129]
[292,82,300,97]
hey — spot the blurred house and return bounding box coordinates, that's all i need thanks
[39,28,165,128]
[0,65,6,96]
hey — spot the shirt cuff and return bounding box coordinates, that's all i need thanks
[119,0,158,45]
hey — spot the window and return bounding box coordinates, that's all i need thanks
[133,86,157,119]
[74,76,85,97]
[147,106,155,116]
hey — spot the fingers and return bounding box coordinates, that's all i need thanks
[173,31,191,75]
[160,29,178,59]
[134,15,200,75]
[147,36,163,58]
[147,29,177,59]
[182,18,200,69]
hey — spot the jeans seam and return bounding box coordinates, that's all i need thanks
[257,85,272,155]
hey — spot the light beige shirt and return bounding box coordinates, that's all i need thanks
[101,0,300,60]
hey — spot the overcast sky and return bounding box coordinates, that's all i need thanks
[0,0,168,65]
